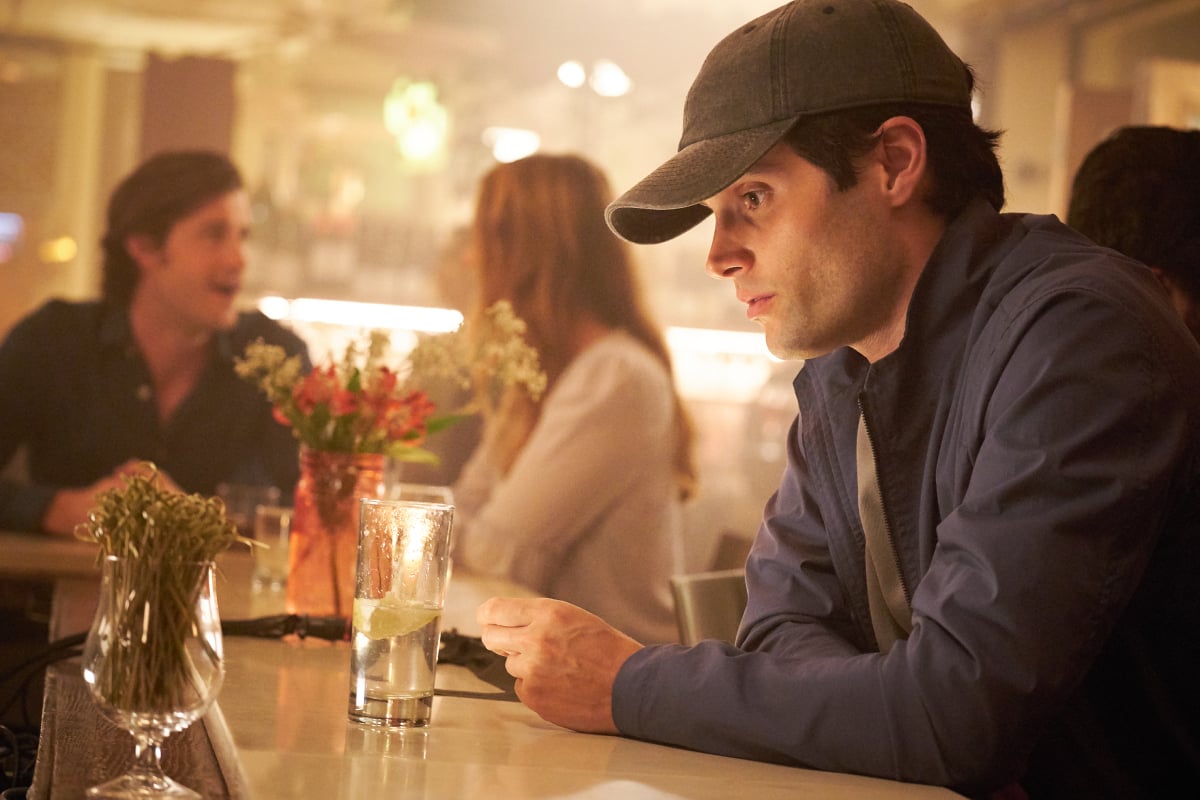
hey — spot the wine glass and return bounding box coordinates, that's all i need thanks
[81,555,225,798]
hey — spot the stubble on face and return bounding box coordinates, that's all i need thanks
[750,164,903,362]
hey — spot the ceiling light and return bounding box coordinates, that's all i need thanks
[482,127,541,163]
[383,79,449,166]
[38,236,77,265]
[258,296,463,334]
[589,59,631,97]
[557,60,586,88]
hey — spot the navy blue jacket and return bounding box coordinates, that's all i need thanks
[614,201,1200,797]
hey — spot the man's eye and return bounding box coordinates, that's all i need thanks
[743,190,764,209]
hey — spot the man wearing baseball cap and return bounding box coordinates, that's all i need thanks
[479,1,1200,796]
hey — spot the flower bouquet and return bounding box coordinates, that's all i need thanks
[235,300,544,616]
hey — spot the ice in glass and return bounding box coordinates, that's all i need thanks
[348,498,454,727]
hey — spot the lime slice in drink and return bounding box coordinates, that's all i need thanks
[353,598,440,640]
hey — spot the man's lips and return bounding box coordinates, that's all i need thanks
[739,291,775,318]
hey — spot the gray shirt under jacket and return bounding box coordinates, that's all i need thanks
[612,199,1200,798]
[0,300,310,532]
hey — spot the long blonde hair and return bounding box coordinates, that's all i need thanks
[471,153,697,500]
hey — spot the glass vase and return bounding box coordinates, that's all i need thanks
[81,556,223,798]
[287,447,386,618]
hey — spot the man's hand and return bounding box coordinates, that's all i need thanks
[41,479,123,536]
[478,597,641,734]
[41,461,184,536]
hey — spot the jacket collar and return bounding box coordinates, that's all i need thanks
[796,197,1010,402]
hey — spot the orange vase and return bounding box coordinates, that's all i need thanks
[287,447,386,619]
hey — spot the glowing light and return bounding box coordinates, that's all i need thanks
[257,295,291,320]
[398,119,444,162]
[666,326,780,403]
[589,59,631,97]
[666,326,776,359]
[481,127,541,163]
[38,236,77,264]
[557,60,586,88]
[0,212,22,243]
[0,212,21,263]
[257,296,463,334]
[257,295,778,402]
[383,79,449,166]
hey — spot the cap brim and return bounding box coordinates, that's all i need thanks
[606,118,797,244]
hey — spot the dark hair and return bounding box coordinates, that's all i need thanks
[101,150,243,306]
[783,100,1005,218]
[1067,126,1200,300]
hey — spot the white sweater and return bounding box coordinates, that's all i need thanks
[452,330,683,643]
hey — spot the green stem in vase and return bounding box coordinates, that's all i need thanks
[76,464,246,712]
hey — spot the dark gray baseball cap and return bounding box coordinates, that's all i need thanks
[605,0,973,244]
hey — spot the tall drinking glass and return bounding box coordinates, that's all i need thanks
[214,483,281,538]
[251,504,292,592]
[348,498,454,727]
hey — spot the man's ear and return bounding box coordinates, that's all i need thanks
[124,233,161,270]
[872,116,927,208]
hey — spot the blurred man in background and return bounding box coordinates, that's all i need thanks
[0,150,309,536]
[1068,124,1200,340]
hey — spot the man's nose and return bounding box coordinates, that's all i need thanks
[229,236,248,271]
[705,221,746,279]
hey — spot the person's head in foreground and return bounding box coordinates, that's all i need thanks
[478,2,1200,798]
[101,149,249,334]
[1067,125,1200,339]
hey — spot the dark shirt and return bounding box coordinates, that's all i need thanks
[0,299,310,532]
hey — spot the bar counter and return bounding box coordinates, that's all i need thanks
[4,531,963,799]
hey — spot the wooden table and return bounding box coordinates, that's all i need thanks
[1,530,99,580]
[1,529,104,641]
[14,532,963,799]
[0,530,290,638]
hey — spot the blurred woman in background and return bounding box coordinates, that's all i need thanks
[452,153,697,643]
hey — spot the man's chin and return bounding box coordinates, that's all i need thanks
[764,332,825,362]
[199,307,238,331]
[210,308,239,332]
[765,344,804,362]
[762,328,795,361]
